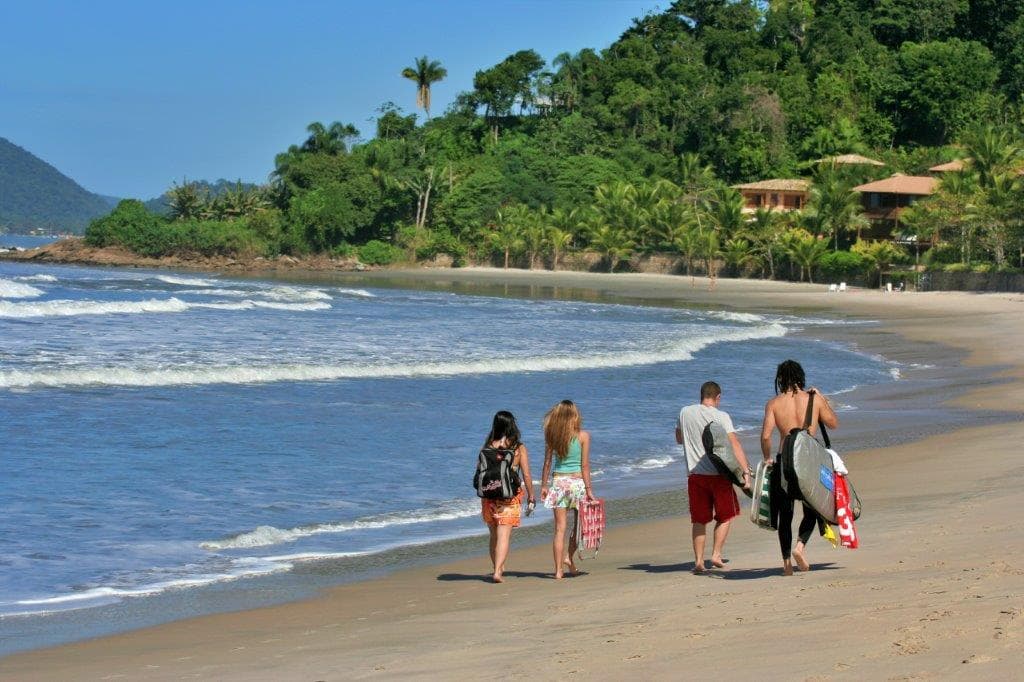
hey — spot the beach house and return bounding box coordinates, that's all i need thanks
[852,174,938,238]
[732,179,811,214]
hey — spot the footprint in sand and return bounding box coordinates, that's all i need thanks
[893,635,929,655]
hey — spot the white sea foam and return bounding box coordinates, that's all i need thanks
[155,275,219,287]
[201,499,482,550]
[0,297,329,319]
[0,279,44,299]
[191,286,333,302]
[635,456,675,470]
[0,560,291,618]
[263,286,332,302]
[15,274,58,282]
[0,322,787,389]
[0,297,192,318]
[708,311,765,323]
[336,288,375,298]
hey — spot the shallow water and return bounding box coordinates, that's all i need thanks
[0,261,911,652]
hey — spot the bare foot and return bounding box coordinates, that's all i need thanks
[792,547,810,572]
[710,556,727,569]
[693,563,706,574]
[491,574,504,583]
[563,560,580,576]
[783,559,794,576]
[553,572,563,580]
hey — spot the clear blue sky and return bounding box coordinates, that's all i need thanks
[1,0,661,199]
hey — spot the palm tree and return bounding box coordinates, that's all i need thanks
[489,207,524,269]
[401,56,447,120]
[708,187,746,238]
[748,208,780,279]
[301,121,359,155]
[963,124,1021,190]
[548,206,586,244]
[698,228,722,287]
[722,238,757,276]
[552,51,583,112]
[785,231,829,283]
[808,166,864,249]
[673,225,702,285]
[166,180,207,221]
[521,210,547,270]
[546,227,573,271]
[588,222,634,273]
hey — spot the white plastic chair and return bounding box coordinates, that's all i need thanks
[838,282,847,292]
[828,283,838,292]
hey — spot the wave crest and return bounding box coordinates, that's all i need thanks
[201,500,481,550]
[0,279,44,299]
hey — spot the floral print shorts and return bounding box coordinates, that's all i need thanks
[544,475,586,509]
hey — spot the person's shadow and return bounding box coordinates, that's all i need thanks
[436,570,552,582]
[620,562,840,579]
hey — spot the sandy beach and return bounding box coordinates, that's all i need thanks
[2,269,1022,680]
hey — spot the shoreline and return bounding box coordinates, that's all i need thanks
[2,265,1022,679]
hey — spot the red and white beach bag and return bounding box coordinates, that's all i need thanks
[574,498,606,560]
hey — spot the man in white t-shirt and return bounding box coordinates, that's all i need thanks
[675,381,751,573]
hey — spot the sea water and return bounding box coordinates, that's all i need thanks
[0,261,896,626]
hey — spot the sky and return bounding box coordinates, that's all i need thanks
[0,0,661,199]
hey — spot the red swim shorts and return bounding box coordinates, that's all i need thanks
[687,473,740,524]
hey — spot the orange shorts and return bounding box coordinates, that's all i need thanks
[481,489,523,527]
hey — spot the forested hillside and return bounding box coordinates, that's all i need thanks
[88,0,1024,280]
[0,137,112,233]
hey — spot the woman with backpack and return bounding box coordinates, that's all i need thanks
[479,411,535,584]
[760,360,839,575]
[540,400,595,579]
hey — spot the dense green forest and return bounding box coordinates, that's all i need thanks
[0,137,113,233]
[87,0,1024,282]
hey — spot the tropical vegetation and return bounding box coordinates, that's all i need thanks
[85,1,1024,284]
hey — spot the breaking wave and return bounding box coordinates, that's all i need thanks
[0,297,329,319]
[0,279,44,299]
[201,499,482,550]
[0,323,787,388]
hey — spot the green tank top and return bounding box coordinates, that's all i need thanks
[552,437,582,474]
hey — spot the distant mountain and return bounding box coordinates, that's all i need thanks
[0,137,113,234]
[143,179,261,216]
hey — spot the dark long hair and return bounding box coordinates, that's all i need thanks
[485,410,521,448]
[774,359,806,395]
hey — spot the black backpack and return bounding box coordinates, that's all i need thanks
[472,447,521,499]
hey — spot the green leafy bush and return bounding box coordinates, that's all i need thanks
[943,262,971,273]
[818,250,867,279]
[415,230,467,266]
[331,243,355,257]
[358,239,401,265]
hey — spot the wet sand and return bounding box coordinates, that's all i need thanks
[2,269,1022,680]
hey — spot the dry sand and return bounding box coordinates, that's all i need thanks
[2,269,1023,680]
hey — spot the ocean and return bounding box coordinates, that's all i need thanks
[0,259,901,651]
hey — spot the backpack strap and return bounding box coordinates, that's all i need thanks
[802,390,815,429]
[805,390,832,449]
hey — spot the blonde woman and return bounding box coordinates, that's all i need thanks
[540,400,594,579]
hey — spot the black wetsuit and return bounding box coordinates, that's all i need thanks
[770,455,818,560]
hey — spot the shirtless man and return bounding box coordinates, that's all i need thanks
[760,359,838,576]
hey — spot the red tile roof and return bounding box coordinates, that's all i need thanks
[731,179,811,192]
[852,175,938,195]
[928,159,967,172]
[814,154,885,166]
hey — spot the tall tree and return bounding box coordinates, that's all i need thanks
[401,56,448,120]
